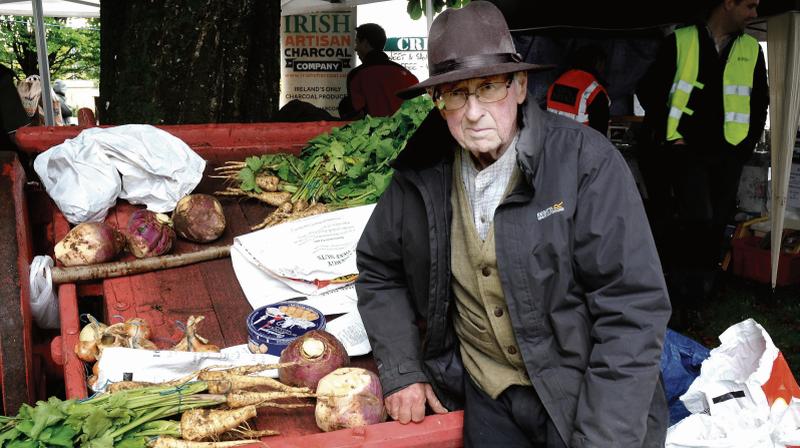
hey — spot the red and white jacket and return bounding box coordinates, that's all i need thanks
[546,69,608,125]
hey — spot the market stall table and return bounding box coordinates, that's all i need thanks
[16,123,464,447]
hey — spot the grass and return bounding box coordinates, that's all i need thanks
[680,271,800,379]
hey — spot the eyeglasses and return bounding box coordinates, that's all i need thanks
[434,79,513,111]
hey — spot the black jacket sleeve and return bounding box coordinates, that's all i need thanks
[587,91,610,136]
[356,179,429,396]
[732,45,768,160]
[636,34,676,145]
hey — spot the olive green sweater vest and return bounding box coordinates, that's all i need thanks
[450,150,531,399]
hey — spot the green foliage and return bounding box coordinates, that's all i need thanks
[0,16,100,80]
[0,382,220,448]
[237,96,434,208]
[406,0,470,20]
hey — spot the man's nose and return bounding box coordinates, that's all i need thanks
[463,94,484,120]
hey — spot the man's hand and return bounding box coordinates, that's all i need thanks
[385,382,448,424]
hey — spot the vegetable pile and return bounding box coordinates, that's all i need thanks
[76,315,219,390]
[0,363,313,448]
[213,96,433,228]
[54,193,228,268]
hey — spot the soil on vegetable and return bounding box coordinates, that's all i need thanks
[678,271,800,379]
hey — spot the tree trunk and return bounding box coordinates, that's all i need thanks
[99,0,280,125]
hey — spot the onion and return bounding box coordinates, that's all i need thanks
[74,340,99,363]
[315,367,386,432]
[126,209,175,258]
[279,330,349,390]
[172,194,226,243]
[55,222,126,267]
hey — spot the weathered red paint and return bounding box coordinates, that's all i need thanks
[0,152,36,414]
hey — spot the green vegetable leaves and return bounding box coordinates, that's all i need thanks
[236,96,434,208]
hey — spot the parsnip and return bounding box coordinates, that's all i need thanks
[180,406,258,441]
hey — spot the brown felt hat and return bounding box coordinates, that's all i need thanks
[397,1,553,99]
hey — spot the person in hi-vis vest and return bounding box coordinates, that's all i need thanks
[636,0,767,329]
[546,45,610,136]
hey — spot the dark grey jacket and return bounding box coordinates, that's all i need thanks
[355,100,671,448]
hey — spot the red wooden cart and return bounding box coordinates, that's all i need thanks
[10,122,464,447]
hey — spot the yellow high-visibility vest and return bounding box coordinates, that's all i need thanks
[666,25,759,145]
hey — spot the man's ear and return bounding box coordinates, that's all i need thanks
[514,72,529,105]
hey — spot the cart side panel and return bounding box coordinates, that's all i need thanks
[0,151,36,414]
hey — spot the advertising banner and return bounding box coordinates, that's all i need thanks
[280,10,356,117]
[384,36,428,82]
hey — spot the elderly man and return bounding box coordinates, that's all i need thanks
[355,2,671,447]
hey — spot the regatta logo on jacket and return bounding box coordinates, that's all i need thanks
[537,201,565,221]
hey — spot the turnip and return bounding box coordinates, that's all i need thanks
[172,194,227,243]
[127,209,175,258]
[55,222,126,266]
[314,367,386,432]
[278,330,349,391]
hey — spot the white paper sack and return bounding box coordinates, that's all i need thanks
[233,204,375,296]
[324,310,371,356]
[94,346,280,393]
[33,125,205,224]
[231,243,357,315]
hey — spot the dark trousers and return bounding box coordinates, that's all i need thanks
[463,375,567,448]
[640,144,745,318]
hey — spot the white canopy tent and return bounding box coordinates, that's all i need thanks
[768,12,800,288]
[0,0,98,18]
[0,0,99,125]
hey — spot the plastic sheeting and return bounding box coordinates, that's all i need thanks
[768,12,800,288]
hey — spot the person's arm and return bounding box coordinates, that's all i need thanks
[636,34,677,144]
[569,134,671,447]
[587,90,609,136]
[355,179,445,423]
[732,45,768,160]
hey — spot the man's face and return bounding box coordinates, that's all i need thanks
[436,72,528,168]
[728,0,759,32]
[355,38,371,62]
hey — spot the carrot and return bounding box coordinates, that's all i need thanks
[197,372,311,394]
[149,437,263,447]
[50,246,230,284]
[180,406,258,441]
[225,391,316,408]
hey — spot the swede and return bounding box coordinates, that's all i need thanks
[55,222,126,266]
[127,209,175,258]
[172,194,227,243]
[314,367,386,432]
[278,330,349,391]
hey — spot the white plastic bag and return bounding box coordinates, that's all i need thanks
[665,319,800,448]
[34,125,205,224]
[34,135,121,223]
[99,125,205,212]
[28,255,59,329]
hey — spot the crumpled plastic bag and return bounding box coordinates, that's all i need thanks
[34,124,205,224]
[661,329,710,425]
[665,318,800,448]
[28,255,60,329]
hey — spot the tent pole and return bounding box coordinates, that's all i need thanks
[426,0,433,32]
[31,0,55,126]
